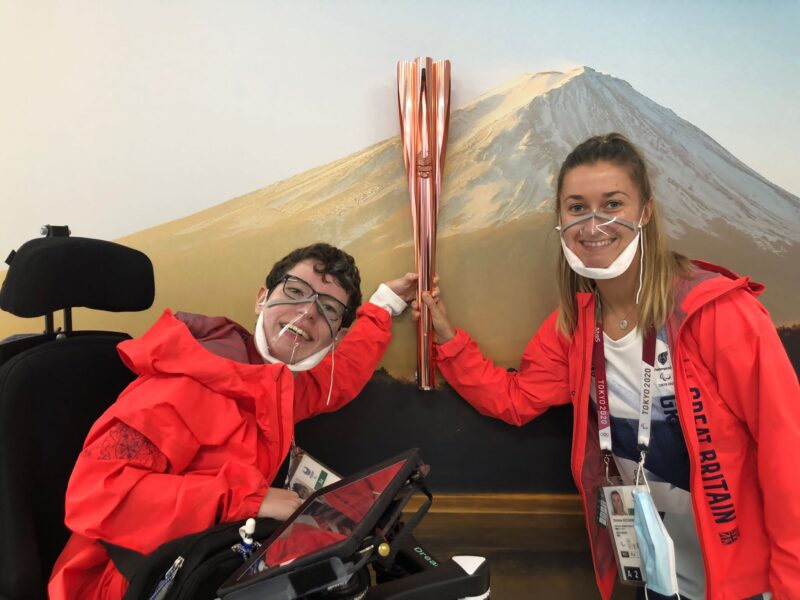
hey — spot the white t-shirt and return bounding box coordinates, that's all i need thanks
[590,326,706,600]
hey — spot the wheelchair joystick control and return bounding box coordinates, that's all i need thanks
[231,518,259,561]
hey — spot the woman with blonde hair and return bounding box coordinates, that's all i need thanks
[415,133,800,599]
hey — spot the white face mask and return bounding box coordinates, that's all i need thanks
[558,209,647,304]
[254,310,333,372]
[560,230,640,280]
[633,489,681,597]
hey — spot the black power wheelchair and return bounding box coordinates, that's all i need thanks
[0,227,490,600]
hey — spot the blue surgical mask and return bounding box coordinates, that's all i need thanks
[633,489,680,597]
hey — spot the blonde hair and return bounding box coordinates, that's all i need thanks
[554,133,691,336]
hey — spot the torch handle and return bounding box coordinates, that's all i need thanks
[416,176,436,390]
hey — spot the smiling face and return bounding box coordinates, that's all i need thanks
[558,161,651,268]
[255,259,350,364]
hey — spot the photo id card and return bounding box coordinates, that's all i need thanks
[285,447,341,500]
[596,476,623,528]
[603,485,647,586]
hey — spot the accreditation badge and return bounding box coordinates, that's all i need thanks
[603,484,648,586]
[284,444,341,500]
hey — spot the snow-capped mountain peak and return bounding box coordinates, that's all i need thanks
[439,67,798,250]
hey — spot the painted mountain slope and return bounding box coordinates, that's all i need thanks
[1,67,797,379]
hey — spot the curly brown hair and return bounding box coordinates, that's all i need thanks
[265,243,362,327]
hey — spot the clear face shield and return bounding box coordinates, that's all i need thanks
[556,211,638,250]
[556,209,645,283]
[255,274,350,368]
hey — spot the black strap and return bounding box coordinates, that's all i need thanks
[375,478,433,566]
[100,540,146,579]
[389,480,433,558]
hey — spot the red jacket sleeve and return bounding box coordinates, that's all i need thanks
[435,310,572,426]
[64,405,269,554]
[689,289,800,598]
[292,303,392,422]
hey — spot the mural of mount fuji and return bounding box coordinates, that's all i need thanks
[2,66,798,379]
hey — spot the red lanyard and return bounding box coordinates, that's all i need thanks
[592,322,657,454]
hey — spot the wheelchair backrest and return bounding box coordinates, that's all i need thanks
[0,227,154,599]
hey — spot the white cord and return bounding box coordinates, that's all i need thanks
[325,346,335,406]
[635,226,645,306]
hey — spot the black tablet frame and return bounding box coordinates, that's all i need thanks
[218,447,424,597]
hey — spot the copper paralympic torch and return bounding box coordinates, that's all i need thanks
[397,57,451,390]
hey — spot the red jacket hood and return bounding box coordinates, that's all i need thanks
[681,259,764,313]
[671,260,766,332]
[574,259,765,321]
[117,309,288,404]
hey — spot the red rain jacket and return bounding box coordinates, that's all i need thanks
[436,261,800,600]
[48,303,392,599]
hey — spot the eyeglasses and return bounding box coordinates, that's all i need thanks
[279,274,350,324]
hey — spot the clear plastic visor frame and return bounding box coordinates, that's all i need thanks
[264,275,348,340]
[556,211,638,241]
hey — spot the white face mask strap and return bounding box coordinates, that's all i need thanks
[635,218,645,306]
[254,311,269,359]
[325,346,335,406]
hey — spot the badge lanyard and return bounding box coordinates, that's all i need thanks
[593,323,657,470]
[594,323,659,588]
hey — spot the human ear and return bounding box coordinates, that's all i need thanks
[641,198,655,227]
[254,286,269,314]
[333,327,349,348]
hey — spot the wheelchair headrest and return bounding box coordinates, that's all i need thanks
[0,235,154,318]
